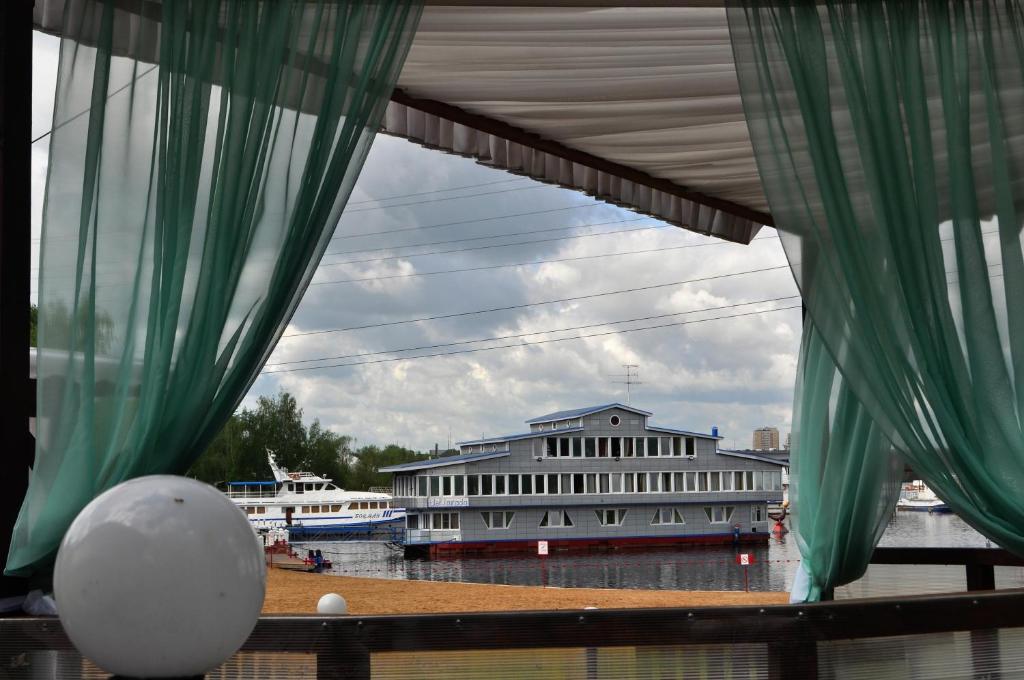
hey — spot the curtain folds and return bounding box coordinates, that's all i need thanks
[789,323,903,602]
[7,0,421,577]
[730,0,1024,598]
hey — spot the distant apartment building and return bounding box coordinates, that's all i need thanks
[381,404,785,557]
[752,426,780,451]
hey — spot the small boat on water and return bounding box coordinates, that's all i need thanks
[225,452,405,535]
[897,481,952,513]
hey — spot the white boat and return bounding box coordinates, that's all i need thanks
[225,452,405,536]
[897,481,952,513]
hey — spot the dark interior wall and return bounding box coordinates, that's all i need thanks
[0,0,34,596]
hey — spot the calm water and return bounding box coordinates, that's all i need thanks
[293,512,1024,597]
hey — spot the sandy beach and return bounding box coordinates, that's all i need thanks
[261,565,789,615]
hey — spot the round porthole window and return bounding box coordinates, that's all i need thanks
[609,415,621,427]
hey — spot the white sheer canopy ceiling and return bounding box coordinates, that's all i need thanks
[34,1,768,244]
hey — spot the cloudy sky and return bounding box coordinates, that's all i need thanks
[31,33,801,453]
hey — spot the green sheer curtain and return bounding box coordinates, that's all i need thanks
[7,0,421,578]
[789,324,903,602]
[730,0,1024,598]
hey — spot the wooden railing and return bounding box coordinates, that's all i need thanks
[4,547,1024,679]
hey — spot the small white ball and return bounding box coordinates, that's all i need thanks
[317,593,348,615]
[54,476,265,677]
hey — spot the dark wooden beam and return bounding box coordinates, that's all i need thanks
[389,88,774,229]
[0,0,34,597]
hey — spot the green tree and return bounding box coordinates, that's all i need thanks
[350,444,429,490]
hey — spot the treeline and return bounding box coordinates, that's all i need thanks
[187,391,430,490]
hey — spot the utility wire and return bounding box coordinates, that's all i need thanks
[32,65,160,145]
[323,217,659,258]
[321,223,754,268]
[346,178,528,206]
[342,183,548,213]
[282,264,792,338]
[329,201,605,241]
[311,242,781,285]
[266,295,801,367]
[261,304,802,374]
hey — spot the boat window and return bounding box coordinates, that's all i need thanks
[301,506,310,513]
[321,505,329,512]
[331,505,342,512]
[305,483,314,491]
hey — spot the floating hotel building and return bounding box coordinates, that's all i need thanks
[380,404,785,557]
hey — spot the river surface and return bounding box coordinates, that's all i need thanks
[293,512,1024,598]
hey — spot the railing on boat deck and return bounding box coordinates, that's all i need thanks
[3,547,1024,679]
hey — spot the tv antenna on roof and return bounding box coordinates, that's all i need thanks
[611,364,642,405]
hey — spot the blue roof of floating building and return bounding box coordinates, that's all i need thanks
[525,403,653,424]
[455,426,585,447]
[379,449,512,473]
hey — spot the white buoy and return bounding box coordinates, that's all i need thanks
[317,593,348,615]
[54,476,265,678]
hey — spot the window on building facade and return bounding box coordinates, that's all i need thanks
[560,438,571,457]
[495,475,506,495]
[636,473,648,493]
[407,514,419,529]
[481,511,515,529]
[597,437,607,457]
[430,477,440,497]
[560,473,572,495]
[611,474,623,493]
[482,475,493,496]
[509,475,519,495]
[704,506,735,524]
[442,476,452,496]
[661,472,673,492]
[546,437,557,457]
[672,437,683,456]
[651,508,685,525]
[624,474,635,493]
[539,510,574,527]
[624,438,634,457]
[686,437,696,456]
[522,475,533,494]
[599,473,610,494]
[585,437,596,457]
[431,512,460,530]
[611,437,621,457]
[468,475,479,496]
[547,474,559,494]
[534,474,546,494]
[417,477,428,496]
[647,437,659,456]
[648,472,661,493]
[595,508,628,526]
[751,505,766,523]
[573,473,585,494]
[722,472,734,491]
[710,471,721,492]
[584,473,596,494]
[455,476,465,495]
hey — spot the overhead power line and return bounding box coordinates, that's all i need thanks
[320,223,728,268]
[329,201,606,241]
[345,178,528,206]
[311,241,779,285]
[323,217,659,258]
[261,304,802,374]
[266,295,801,367]
[281,264,792,339]
[342,183,548,213]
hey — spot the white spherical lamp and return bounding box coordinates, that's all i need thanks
[317,592,348,615]
[54,475,265,677]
